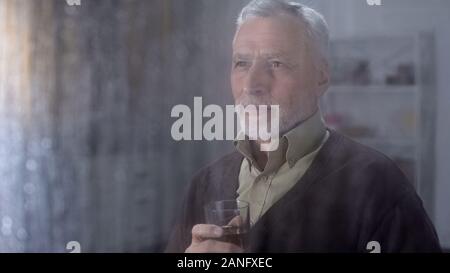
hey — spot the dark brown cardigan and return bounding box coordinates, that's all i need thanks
[166,130,441,253]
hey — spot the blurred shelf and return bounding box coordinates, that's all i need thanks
[324,33,437,212]
[327,85,418,95]
[354,137,417,147]
[352,137,418,159]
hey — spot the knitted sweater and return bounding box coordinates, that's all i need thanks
[166,130,441,253]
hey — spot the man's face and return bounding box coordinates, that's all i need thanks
[231,15,328,134]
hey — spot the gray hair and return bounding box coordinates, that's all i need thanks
[236,0,330,65]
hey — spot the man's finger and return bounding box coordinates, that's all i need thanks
[191,224,223,243]
[186,239,243,253]
[227,215,243,227]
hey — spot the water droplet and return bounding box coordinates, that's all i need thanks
[2,216,12,227]
[24,201,33,211]
[23,182,35,194]
[1,216,13,236]
[40,138,52,150]
[26,159,38,171]
[16,228,28,240]
[1,226,12,236]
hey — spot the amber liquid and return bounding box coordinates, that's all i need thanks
[219,225,249,250]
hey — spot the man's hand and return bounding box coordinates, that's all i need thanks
[185,224,244,253]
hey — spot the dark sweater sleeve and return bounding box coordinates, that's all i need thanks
[370,193,441,253]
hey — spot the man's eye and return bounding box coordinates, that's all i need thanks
[271,61,283,68]
[234,61,249,68]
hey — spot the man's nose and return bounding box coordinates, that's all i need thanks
[244,88,268,97]
[243,63,270,96]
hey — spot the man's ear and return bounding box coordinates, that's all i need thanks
[316,61,330,97]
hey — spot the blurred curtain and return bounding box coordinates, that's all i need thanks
[0,0,243,252]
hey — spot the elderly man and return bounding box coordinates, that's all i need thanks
[166,0,441,253]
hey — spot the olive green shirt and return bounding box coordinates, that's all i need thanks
[235,111,329,225]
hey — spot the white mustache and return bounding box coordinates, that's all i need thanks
[236,93,299,134]
[236,93,275,107]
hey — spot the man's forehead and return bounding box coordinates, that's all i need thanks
[234,15,305,38]
[232,38,304,58]
[232,17,306,55]
[232,50,287,59]
[233,36,297,49]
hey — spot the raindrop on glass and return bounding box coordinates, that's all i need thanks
[25,159,38,172]
[23,182,35,195]
[16,228,28,241]
[40,138,52,150]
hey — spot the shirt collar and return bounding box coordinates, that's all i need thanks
[284,110,327,168]
[234,110,327,172]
